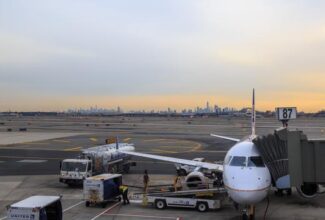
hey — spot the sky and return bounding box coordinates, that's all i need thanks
[0,1,325,112]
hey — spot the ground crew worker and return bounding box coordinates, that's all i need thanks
[173,175,182,192]
[143,169,149,193]
[119,185,130,205]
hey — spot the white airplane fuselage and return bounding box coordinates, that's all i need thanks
[223,140,271,205]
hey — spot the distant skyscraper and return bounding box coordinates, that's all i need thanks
[206,101,210,112]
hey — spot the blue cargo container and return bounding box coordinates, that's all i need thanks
[84,174,122,207]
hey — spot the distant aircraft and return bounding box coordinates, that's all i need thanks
[121,89,271,219]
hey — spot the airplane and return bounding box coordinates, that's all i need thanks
[120,89,271,219]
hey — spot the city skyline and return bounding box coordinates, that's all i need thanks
[1,1,325,112]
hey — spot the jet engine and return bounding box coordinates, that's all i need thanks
[297,183,319,199]
[185,171,207,189]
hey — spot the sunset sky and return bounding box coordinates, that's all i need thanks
[0,1,325,112]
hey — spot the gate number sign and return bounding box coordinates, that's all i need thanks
[276,107,297,120]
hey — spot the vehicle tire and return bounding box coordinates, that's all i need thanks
[178,169,187,176]
[196,202,208,212]
[242,214,248,220]
[286,188,292,196]
[101,202,106,208]
[85,201,90,207]
[155,200,167,210]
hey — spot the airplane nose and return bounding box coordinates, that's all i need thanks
[224,167,271,205]
[228,189,268,205]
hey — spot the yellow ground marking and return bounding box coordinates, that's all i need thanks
[89,137,98,142]
[52,140,70,143]
[0,155,64,160]
[143,139,167,142]
[186,150,227,153]
[157,145,193,149]
[123,138,131,142]
[152,149,178,154]
[64,147,82,151]
[189,143,203,152]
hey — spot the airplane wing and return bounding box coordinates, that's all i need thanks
[120,150,223,172]
[210,134,240,142]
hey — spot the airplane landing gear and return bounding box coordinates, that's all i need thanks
[242,205,255,220]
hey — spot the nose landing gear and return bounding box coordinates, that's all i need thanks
[242,205,255,220]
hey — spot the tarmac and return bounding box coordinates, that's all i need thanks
[1,115,325,219]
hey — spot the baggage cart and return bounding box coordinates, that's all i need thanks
[84,174,122,208]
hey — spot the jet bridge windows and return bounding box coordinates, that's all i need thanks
[229,156,247,167]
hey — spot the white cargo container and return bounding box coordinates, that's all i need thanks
[7,195,62,220]
[84,174,122,207]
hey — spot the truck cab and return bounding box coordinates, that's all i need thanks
[59,159,92,185]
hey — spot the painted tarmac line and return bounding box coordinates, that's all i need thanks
[63,201,84,212]
[0,216,6,220]
[152,149,178,154]
[89,138,98,142]
[90,202,121,220]
[103,213,179,219]
[143,139,167,142]
[52,140,70,143]
[64,147,82,151]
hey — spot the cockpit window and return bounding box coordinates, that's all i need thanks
[224,156,232,165]
[248,156,265,167]
[229,156,246,167]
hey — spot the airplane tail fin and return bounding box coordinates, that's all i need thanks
[251,88,256,137]
[116,136,119,150]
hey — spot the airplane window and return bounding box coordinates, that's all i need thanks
[229,156,246,167]
[248,156,265,167]
[224,156,232,165]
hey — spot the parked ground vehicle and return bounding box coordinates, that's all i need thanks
[60,143,135,186]
[7,195,62,220]
[84,174,122,208]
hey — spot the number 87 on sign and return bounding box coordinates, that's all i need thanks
[276,107,297,121]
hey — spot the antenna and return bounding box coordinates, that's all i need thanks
[251,89,256,137]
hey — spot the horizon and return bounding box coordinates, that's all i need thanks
[1,1,325,112]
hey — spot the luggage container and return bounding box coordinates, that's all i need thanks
[7,195,62,220]
[84,174,122,207]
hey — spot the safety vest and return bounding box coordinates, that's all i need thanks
[119,185,128,193]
